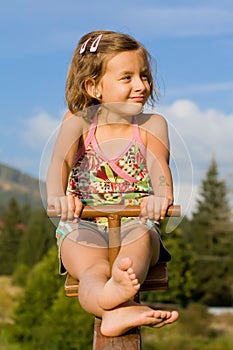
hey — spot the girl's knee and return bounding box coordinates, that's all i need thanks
[79,258,110,282]
[122,223,158,245]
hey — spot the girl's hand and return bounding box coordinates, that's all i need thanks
[140,195,173,222]
[47,194,83,222]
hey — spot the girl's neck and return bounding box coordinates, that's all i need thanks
[95,106,135,144]
[97,103,142,126]
[97,107,131,125]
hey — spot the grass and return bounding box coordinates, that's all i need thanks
[0,277,22,325]
[0,277,23,350]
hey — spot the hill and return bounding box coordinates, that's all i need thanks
[0,163,43,210]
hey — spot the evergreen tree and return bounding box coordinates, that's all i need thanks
[141,222,197,307]
[17,208,56,268]
[187,158,233,305]
[0,198,24,274]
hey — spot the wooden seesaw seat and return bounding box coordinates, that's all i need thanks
[64,261,168,297]
[47,204,180,350]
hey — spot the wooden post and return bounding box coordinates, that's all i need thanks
[93,318,141,350]
[108,213,121,271]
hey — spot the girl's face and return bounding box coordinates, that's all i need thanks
[98,50,151,111]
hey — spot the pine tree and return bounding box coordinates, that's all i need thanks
[141,222,197,307]
[0,198,24,274]
[187,158,233,305]
[17,208,56,268]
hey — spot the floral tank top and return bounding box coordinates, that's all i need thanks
[66,114,154,208]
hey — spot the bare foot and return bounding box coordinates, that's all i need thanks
[101,302,179,336]
[151,310,179,328]
[98,257,140,310]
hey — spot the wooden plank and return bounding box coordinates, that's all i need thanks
[140,263,168,291]
[64,263,168,297]
[93,318,141,350]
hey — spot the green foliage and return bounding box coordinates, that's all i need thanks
[37,289,93,350]
[0,199,24,275]
[11,247,62,343]
[142,223,197,307]
[11,264,30,287]
[0,333,22,350]
[10,247,93,350]
[17,208,55,268]
[0,198,55,277]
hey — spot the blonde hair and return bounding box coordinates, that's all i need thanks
[66,30,159,114]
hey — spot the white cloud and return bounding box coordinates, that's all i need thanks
[157,100,233,176]
[154,99,233,216]
[21,111,60,149]
[18,111,63,181]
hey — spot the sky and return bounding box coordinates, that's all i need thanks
[0,0,233,217]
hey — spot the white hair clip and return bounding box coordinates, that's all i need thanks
[79,37,91,54]
[89,34,103,53]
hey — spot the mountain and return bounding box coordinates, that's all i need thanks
[0,163,43,210]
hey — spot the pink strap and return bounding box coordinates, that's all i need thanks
[132,116,146,158]
[73,113,98,164]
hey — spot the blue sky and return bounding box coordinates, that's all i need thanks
[1,0,233,215]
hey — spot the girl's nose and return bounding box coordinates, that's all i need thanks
[133,76,146,91]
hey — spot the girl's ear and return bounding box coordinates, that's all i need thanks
[84,79,102,99]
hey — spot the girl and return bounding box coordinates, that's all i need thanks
[46,30,179,336]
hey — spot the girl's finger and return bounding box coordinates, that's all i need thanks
[60,196,69,221]
[54,197,62,217]
[74,197,83,217]
[67,195,76,220]
[140,198,148,217]
[160,198,171,220]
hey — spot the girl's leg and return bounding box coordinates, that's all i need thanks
[60,227,139,317]
[61,225,179,336]
[61,228,108,317]
[99,223,179,336]
[98,224,160,310]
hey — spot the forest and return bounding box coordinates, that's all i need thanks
[0,158,232,349]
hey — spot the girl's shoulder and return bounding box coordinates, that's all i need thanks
[63,110,88,123]
[137,112,168,133]
[62,110,92,134]
[137,113,169,149]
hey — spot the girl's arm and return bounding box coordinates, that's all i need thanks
[140,114,173,221]
[46,112,83,221]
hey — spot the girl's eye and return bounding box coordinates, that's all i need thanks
[122,75,131,81]
[141,74,149,81]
